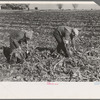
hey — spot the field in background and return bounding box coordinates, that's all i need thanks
[0,10,100,81]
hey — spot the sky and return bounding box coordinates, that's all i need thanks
[29,3,100,10]
[0,1,100,10]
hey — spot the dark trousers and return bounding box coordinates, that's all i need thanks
[53,29,69,57]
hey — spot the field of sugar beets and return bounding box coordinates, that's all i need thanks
[0,10,100,81]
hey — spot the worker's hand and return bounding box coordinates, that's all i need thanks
[19,46,22,50]
[64,39,69,45]
[74,47,77,52]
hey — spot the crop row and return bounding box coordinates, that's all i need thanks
[0,10,100,32]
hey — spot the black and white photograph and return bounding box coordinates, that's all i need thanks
[0,1,100,82]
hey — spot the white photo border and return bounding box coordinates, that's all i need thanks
[0,1,100,99]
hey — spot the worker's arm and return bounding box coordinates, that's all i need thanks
[71,37,76,51]
[10,37,21,49]
[13,39,21,48]
[63,30,70,46]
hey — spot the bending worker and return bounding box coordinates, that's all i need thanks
[53,26,79,57]
[9,28,33,62]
